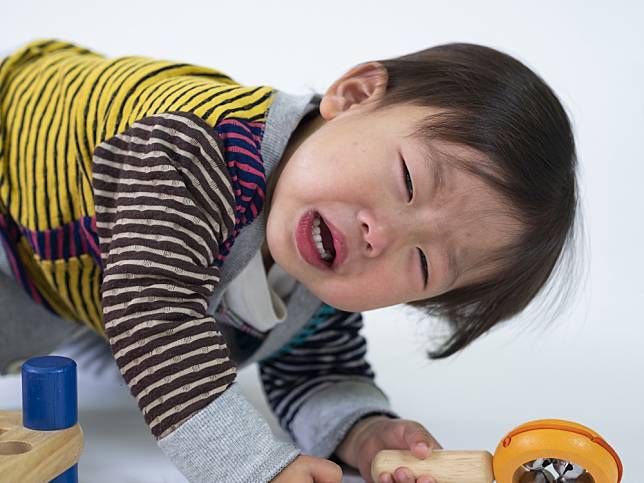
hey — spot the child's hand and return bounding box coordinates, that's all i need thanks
[271,454,343,483]
[338,416,442,483]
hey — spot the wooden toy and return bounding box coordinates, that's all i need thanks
[0,356,84,482]
[371,418,622,483]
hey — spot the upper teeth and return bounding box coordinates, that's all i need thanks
[313,215,333,261]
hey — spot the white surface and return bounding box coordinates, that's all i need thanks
[1,1,642,482]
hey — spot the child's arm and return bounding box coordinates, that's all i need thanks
[258,306,400,462]
[93,112,300,482]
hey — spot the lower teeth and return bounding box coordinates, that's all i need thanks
[318,247,333,263]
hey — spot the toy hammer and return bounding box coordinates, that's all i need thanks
[371,419,622,483]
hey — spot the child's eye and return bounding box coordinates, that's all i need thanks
[402,159,413,202]
[417,248,429,288]
[401,158,430,288]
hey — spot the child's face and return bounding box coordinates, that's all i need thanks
[263,64,522,312]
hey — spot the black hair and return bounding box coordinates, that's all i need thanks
[366,43,582,358]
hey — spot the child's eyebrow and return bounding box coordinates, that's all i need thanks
[430,154,446,199]
[409,134,480,290]
[408,134,448,199]
[447,245,461,289]
[410,136,461,287]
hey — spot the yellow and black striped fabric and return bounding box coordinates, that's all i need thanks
[0,39,275,336]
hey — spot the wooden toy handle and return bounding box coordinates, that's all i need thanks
[371,449,495,483]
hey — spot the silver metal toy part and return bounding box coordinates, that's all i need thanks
[516,458,595,482]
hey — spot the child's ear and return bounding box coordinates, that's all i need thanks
[319,61,388,120]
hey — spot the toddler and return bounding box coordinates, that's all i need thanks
[0,38,578,483]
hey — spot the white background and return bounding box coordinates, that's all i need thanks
[1,1,642,482]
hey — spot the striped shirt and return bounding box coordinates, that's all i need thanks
[93,112,240,438]
[1,40,400,480]
[0,39,275,438]
[0,38,273,334]
[259,307,380,434]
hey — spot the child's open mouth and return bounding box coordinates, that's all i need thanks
[295,210,338,271]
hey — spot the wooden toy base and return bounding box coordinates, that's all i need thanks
[0,410,83,483]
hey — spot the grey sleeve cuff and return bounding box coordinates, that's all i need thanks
[158,383,301,483]
[290,378,400,458]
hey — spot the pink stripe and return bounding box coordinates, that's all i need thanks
[31,231,39,256]
[250,204,258,217]
[29,282,42,304]
[238,183,265,199]
[239,181,266,198]
[246,121,265,141]
[243,128,262,143]
[238,180,257,191]
[68,222,76,256]
[79,224,88,254]
[234,162,264,177]
[220,119,251,132]
[44,230,51,259]
[80,222,99,254]
[226,146,261,163]
[5,246,21,281]
[11,221,101,260]
[7,241,44,304]
[80,219,100,258]
[224,131,257,146]
[57,229,64,259]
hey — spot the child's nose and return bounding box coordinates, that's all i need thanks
[359,210,407,258]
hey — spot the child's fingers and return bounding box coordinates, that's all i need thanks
[382,467,437,483]
[410,442,430,460]
[394,466,416,482]
[402,423,437,459]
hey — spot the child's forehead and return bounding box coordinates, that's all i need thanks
[360,99,442,123]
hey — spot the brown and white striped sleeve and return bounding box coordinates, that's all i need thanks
[92,112,237,439]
